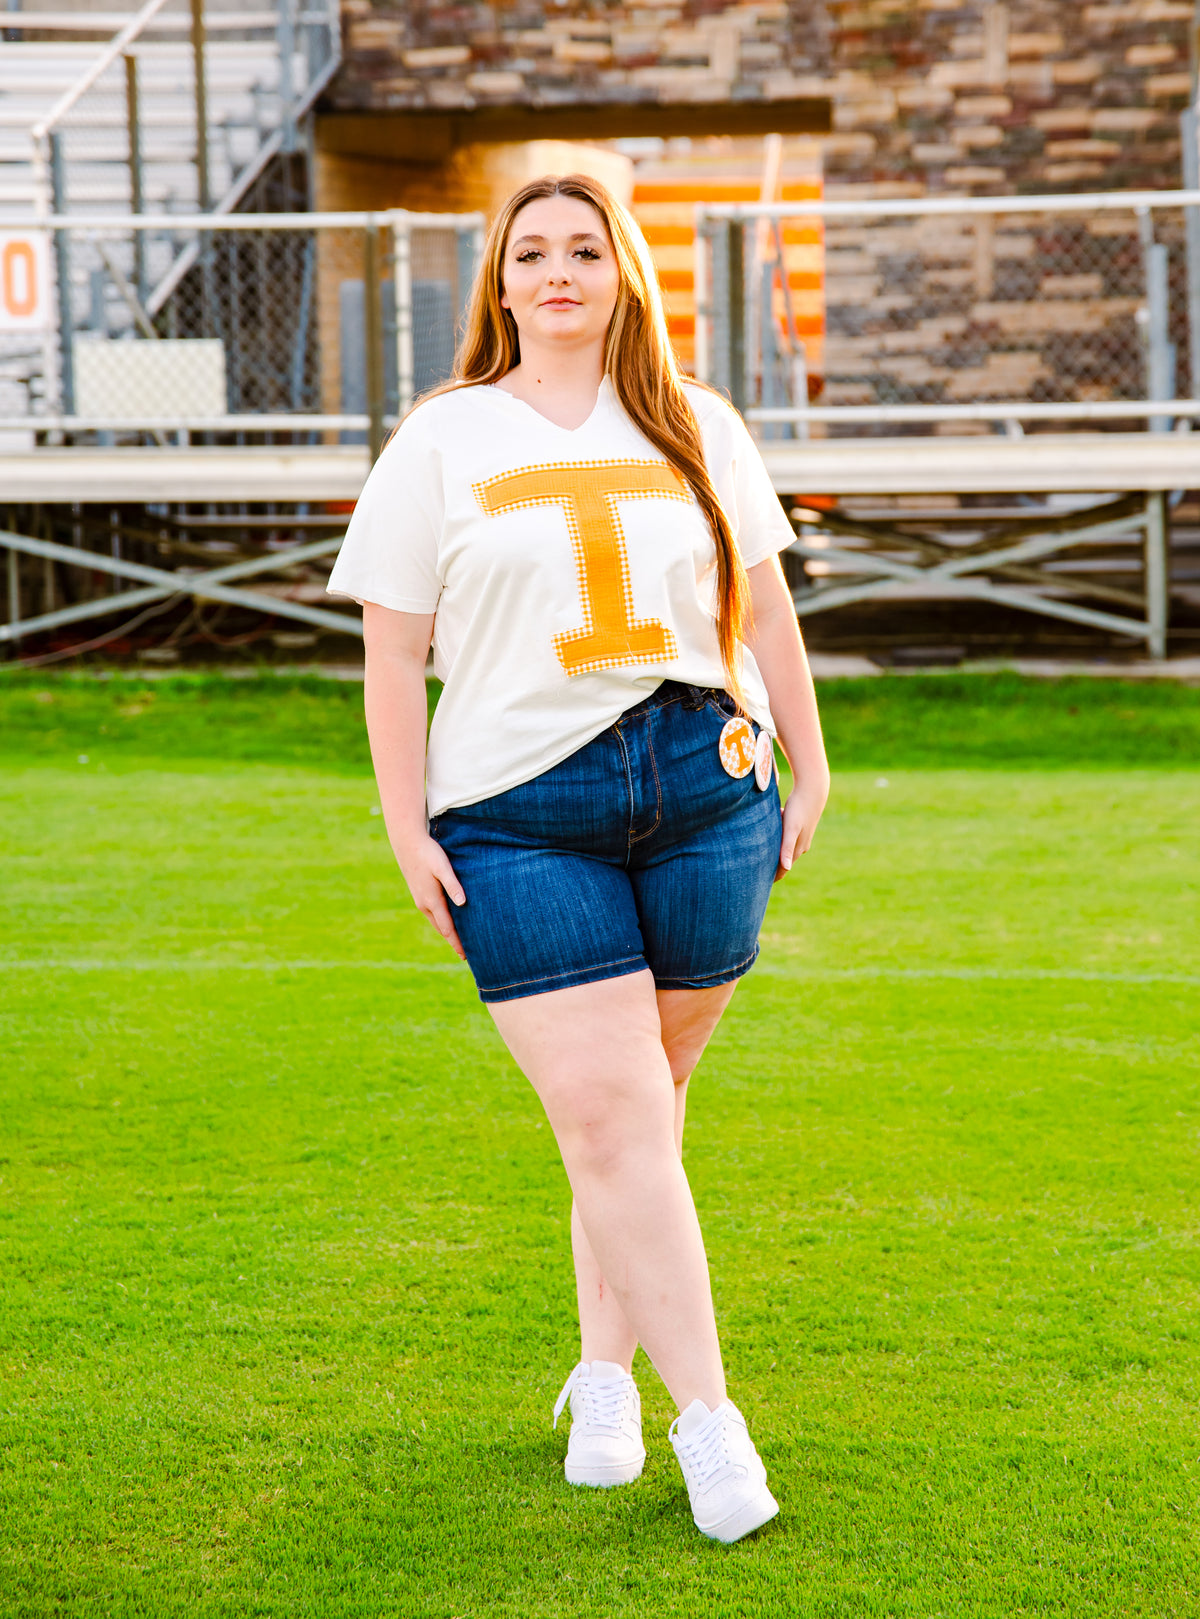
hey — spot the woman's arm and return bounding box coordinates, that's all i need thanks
[745,554,831,877]
[362,601,466,957]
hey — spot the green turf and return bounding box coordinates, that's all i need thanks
[2,678,1198,1616]
[0,666,1198,770]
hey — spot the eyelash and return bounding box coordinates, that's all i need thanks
[515,247,602,264]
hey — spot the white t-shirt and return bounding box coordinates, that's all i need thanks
[327,376,796,817]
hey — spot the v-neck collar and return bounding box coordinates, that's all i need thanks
[488,374,611,435]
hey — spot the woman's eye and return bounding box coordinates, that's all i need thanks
[515,249,541,264]
[575,248,601,261]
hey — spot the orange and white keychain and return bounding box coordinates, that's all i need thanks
[718,716,756,778]
[719,716,776,790]
[754,726,776,790]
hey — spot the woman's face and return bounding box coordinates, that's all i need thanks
[499,194,621,355]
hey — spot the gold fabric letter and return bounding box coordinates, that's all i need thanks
[474,459,688,676]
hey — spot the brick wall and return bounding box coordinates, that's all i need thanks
[328,1,1195,195]
[334,0,831,122]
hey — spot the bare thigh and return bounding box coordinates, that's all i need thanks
[656,981,738,1149]
[488,970,675,1144]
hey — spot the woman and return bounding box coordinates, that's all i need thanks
[328,174,829,1544]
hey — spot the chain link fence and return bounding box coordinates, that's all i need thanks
[0,212,484,447]
[696,193,1200,436]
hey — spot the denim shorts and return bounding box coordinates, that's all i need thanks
[428,681,782,1003]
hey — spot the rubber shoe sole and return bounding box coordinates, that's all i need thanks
[565,1451,646,1488]
[698,1484,779,1543]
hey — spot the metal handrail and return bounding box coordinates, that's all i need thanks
[699,189,1200,220]
[1,404,1195,434]
[0,414,374,431]
[749,401,1200,425]
[30,0,175,143]
[0,210,489,231]
[5,12,315,30]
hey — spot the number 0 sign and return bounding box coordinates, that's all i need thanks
[0,232,51,331]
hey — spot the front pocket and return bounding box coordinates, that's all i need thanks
[705,690,739,719]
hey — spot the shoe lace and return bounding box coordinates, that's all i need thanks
[670,1414,735,1490]
[552,1365,633,1432]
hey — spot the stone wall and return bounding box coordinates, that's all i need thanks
[329,1,1195,196]
[334,0,831,122]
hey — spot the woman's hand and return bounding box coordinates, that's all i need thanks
[394,832,467,959]
[776,771,830,881]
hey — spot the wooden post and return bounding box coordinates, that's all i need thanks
[124,51,145,306]
[190,0,209,211]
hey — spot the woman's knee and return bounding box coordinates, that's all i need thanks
[543,1070,675,1178]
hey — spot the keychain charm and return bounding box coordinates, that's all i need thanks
[754,727,775,790]
[718,716,756,778]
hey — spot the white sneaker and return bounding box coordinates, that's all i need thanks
[552,1361,646,1487]
[669,1399,779,1542]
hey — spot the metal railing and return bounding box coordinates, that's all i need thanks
[695,189,1200,438]
[0,210,485,458]
[15,0,340,394]
[28,0,340,218]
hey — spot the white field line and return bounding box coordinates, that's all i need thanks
[1,961,1197,985]
[0,959,466,972]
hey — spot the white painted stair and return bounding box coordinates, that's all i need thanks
[0,33,313,219]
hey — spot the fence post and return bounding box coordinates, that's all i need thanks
[190,0,210,210]
[1144,491,1169,660]
[393,214,413,420]
[49,133,74,416]
[1181,109,1200,399]
[710,220,729,397]
[759,259,777,436]
[692,214,709,384]
[727,218,746,414]
[1138,209,1174,430]
[6,546,19,651]
[364,218,386,463]
[277,0,296,154]
[455,225,474,336]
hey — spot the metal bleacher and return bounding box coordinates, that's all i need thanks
[0,2,339,221]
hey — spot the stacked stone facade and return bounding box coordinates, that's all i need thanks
[329,1,1195,196]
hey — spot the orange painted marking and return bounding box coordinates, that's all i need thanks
[641,224,695,247]
[473,460,688,677]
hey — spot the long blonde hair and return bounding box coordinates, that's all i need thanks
[425,173,751,703]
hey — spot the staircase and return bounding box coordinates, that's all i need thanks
[0,0,340,422]
[0,1,340,222]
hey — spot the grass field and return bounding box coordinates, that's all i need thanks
[2,672,1198,1617]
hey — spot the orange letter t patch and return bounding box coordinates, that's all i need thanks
[473,459,688,677]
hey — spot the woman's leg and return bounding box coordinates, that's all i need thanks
[489,971,733,1412]
[570,982,738,1370]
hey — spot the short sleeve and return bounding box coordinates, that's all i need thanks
[688,385,796,570]
[326,408,444,613]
